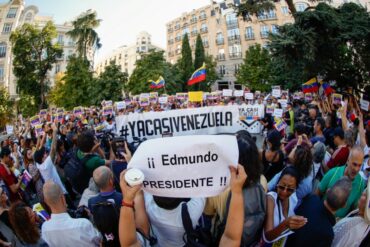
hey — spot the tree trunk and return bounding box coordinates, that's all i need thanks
[285,0,297,16]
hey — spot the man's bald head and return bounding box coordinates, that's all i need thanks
[43,181,63,206]
[93,166,113,191]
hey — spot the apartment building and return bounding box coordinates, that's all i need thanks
[95,31,164,76]
[165,0,330,90]
[0,0,78,97]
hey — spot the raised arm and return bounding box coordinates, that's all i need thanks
[49,123,58,162]
[219,165,247,247]
[358,112,366,150]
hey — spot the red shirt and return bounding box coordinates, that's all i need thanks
[327,145,350,169]
[0,163,21,202]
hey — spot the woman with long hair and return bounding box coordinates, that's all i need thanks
[24,148,44,202]
[261,130,285,181]
[8,201,48,246]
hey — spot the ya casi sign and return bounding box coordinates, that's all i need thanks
[128,135,238,197]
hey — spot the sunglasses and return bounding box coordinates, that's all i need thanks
[277,185,295,193]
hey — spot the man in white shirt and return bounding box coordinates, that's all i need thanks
[42,181,101,247]
[144,193,205,247]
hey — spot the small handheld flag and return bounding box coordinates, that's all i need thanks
[321,82,334,96]
[150,76,165,89]
[188,64,206,86]
[302,78,320,93]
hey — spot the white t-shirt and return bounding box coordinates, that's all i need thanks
[144,192,205,247]
[36,156,67,194]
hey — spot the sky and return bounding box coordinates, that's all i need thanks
[4,0,211,63]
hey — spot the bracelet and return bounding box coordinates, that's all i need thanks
[121,200,135,209]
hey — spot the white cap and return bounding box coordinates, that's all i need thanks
[125,168,145,186]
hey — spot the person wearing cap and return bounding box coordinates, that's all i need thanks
[0,147,23,202]
[323,127,350,173]
[331,185,370,247]
[317,145,366,218]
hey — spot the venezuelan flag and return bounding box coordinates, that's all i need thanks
[321,82,334,96]
[187,64,206,86]
[302,78,319,93]
[150,76,165,89]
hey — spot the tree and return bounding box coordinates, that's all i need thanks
[178,34,193,91]
[202,55,219,92]
[49,55,95,109]
[127,50,182,95]
[0,86,14,128]
[10,21,63,110]
[269,3,370,91]
[236,44,273,91]
[92,61,128,104]
[67,10,101,61]
[194,34,205,71]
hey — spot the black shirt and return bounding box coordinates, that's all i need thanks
[286,195,336,247]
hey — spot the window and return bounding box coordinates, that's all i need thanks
[217,49,225,61]
[182,27,190,35]
[281,6,289,15]
[2,23,12,34]
[199,10,206,20]
[6,8,17,18]
[57,34,64,45]
[175,21,180,30]
[191,14,197,23]
[227,28,240,38]
[271,25,279,34]
[245,27,254,39]
[141,46,146,52]
[0,65,4,81]
[25,12,33,22]
[234,64,241,75]
[296,3,308,12]
[200,23,208,33]
[0,43,6,58]
[261,25,269,38]
[219,65,226,75]
[216,32,224,45]
[202,37,209,47]
[175,32,181,42]
[258,10,276,20]
[229,44,242,58]
[55,64,60,73]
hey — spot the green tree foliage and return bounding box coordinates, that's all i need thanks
[178,34,193,91]
[202,55,219,92]
[67,10,101,61]
[91,61,128,104]
[10,21,63,109]
[236,44,273,91]
[0,87,14,128]
[269,3,370,91]
[194,34,205,70]
[127,50,182,95]
[49,55,95,109]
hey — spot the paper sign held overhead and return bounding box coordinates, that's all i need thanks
[272,89,281,98]
[188,91,203,102]
[273,108,284,118]
[222,89,233,97]
[360,99,369,111]
[245,93,254,100]
[128,135,238,198]
[158,96,168,104]
[233,90,244,97]
[115,101,126,110]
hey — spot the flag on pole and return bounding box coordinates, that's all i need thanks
[150,76,165,89]
[187,64,206,86]
[321,82,334,96]
[302,78,320,93]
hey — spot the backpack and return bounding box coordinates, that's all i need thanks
[64,149,95,194]
[181,203,213,247]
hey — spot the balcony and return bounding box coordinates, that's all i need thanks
[167,27,173,33]
[257,13,277,21]
[229,52,242,59]
[260,32,269,39]
[199,14,207,20]
[228,35,241,44]
[245,33,255,40]
[168,39,174,45]
[203,41,209,48]
[175,36,182,42]
[216,38,224,45]
[190,18,197,24]
[174,25,180,31]
[200,27,208,33]
[191,31,198,37]
[168,51,174,57]
[216,54,225,61]
[226,20,239,29]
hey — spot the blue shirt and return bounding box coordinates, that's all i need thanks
[88,190,123,213]
[310,135,326,145]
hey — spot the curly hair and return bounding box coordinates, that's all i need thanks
[9,202,40,244]
[293,145,313,179]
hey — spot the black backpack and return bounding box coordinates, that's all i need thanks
[181,203,213,247]
[64,149,95,194]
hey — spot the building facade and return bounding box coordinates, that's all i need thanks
[0,0,77,97]
[166,0,366,90]
[95,31,164,77]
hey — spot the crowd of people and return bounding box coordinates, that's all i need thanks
[0,89,369,247]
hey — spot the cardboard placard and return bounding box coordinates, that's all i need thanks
[188,91,204,102]
[222,89,233,97]
[273,108,284,118]
[360,99,369,111]
[233,90,244,97]
[244,93,254,100]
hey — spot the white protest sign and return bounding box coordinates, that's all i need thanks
[233,90,244,97]
[273,108,284,118]
[128,135,238,198]
[278,99,288,108]
[272,89,281,98]
[6,125,13,135]
[245,93,254,100]
[360,99,369,111]
[158,96,168,104]
[222,89,233,97]
[238,104,264,133]
[116,101,126,110]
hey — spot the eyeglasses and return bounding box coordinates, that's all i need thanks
[277,185,296,193]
